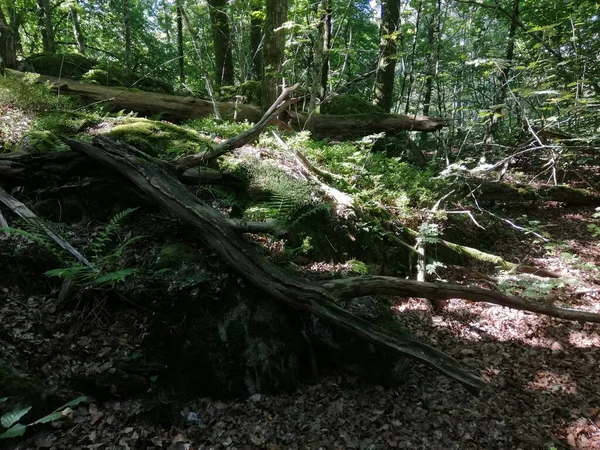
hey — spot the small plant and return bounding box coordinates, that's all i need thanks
[45,208,143,286]
[587,207,600,238]
[0,396,87,439]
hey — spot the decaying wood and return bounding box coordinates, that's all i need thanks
[0,185,92,267]
[6,69,451,138]
[64,135,486,393]
[175,84,301,171]
[286,110,451,138]
[474,181,600,206]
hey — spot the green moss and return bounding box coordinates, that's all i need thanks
[218,80,261,104]
[348,259,371,275]
[321,95,385,115]
[25,53,96,79]
[81,68,121,86]
[156,243,205,269]
[33,111,100,136]
[105,118,213,158]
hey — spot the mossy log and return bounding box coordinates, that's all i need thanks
[6,70,450,137]
[475,181,600,206]
[286,110,450,139]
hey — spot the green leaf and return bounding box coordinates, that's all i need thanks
[0,423,27,439]
[57,396,88,409]
[31,408,72,425]
[1,407,31,429]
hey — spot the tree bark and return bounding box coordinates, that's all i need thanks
[207,0,234,86]
[70,4,86,55]
[37,0,56,53]
[474,181,600,206]
[309,0,332,113]
[261,0,288,113]
[123,0,132,77]
[176,0,185,84]
[0,6,21,69]
[249,0,263,80]
[374,0,401,113]
[484,0,519,144]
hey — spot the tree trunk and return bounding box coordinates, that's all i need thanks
[249,0,263,80]
[176,0,185,84]
[207,0,235,86]
[37,0,56,54]
[70,5,85,55]
[485,0,519,144]
[123,0,132,78]
[261,0,288,113]
[373,0,400,113]
[309,0,332,113]
[0,6,21,69]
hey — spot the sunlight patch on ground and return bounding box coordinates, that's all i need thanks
[568,330,600,348]
[526,370,578,395]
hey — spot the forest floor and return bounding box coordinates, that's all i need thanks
[1,203,600,450]
[1,92,600,449]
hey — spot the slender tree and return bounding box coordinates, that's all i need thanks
[70,2,86,55]
[249,0,263,80]
[309,0,332,113]
[37,0,56,53]
[176,0,185,84]
[374,0,401,113]
[207,0,234,86]
[261,0,288,113]
[485,0,519,144]
[123,0,133,77]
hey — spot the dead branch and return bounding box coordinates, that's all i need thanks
[63,135,487,393]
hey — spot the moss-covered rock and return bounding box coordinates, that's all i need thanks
[24,53,96,79]
[105,118,213,158]
[308,296,411,386]
[321,94,385,115]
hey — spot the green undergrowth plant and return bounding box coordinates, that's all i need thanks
[0,73,76,112]
[45,208,143,286]
[186,117,253,139]
[1,209,143,287]
[0,396,87,440]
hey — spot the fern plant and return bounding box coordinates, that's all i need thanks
[45,208,143,286]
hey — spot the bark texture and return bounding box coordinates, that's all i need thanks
[374,0,400,112]
[207,0,234,86]
[261,0,288,113]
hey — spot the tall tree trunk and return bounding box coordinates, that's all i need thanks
[207,0,234,86]
[485,0,519,144]
[70,4,85,55]
[176,0,185,84]
[123,0,133,78]
[373,0,401,113]
[249,0,263,80]
[309,0,332,113]
[261,0,288,113]
[0,6,21,69]
[37,0,56,53]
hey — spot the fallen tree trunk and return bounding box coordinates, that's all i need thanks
[286,111,451,138]
[6,69,450,137]
[474,181,600,206]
